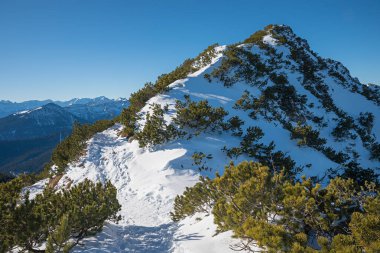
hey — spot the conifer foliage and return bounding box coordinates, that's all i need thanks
[135,104,180,148]
[173,95,228,135]
[134,96,229,148]
[171,161,380,252]
[0,179,121,253]
[290,122,326,148]
[120,44,219,137]
[223,126,299,177]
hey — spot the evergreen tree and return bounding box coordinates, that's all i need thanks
[172,161,379,252]
[0,178,121,252]
[173,95,228,135]
[223,127,299,177]
[119,44,220,137]
[46,214,73,253]
[370,142,380,161]
[349,192,380,252]
[135,104,180,147]
[0,178,24,252]
[291,122,326,148]
[331,117,356,141]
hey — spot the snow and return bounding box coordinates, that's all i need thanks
[22,27,379,252]
[22,178,49,199]
[173,214,257,253]
[31,106,42,112]
[27,124,244,252]
[262,34,277,46]
[14,110,29,115]
[23,117,251,252]
[12,107,42,116]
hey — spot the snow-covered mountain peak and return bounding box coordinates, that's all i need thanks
[133,22,379,199]
[25,25,380,252]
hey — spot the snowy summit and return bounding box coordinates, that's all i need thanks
[22,25,380,252]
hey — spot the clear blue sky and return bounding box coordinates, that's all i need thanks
[0,0,379,102]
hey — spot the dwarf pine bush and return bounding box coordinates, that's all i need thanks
[0,179,121,252]
[173,95,228,135]
[171,161,380,252]
[135,104,181,148]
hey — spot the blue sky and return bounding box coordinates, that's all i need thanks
[0,0,379,101]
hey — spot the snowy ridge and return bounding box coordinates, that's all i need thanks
[25,25,379,252]
[29,123,242,252]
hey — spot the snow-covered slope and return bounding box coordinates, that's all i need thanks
[26,25,379,252]
[30,124,243,252]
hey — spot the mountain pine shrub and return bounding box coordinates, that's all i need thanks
[340,162,379,186]
[370,142,380,161]
[45,214,72,253]
[358,112,374,134]
[328,69,347,83]
[223,127,299,177]
[243,29,268,45]
[331,117,356,141]
[0,179,121,252]
[357,83,380,105]
[269,72,288,85]
[193,43,219,67]
[208,46,270,87]
[290,122,326,148]
[170,176,215,222]
[234,83,308,123]
[120,44,220,137]
[120,82,156,137]
[171,161,380,252]
[154,59,195,93]
[223,116,244,137]
[192,152,213,172]
[322,146,350,164]
[173,95,228,135]
[243,24,287,49]
[135,104,181,148]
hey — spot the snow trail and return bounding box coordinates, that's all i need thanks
[40,124,240,252]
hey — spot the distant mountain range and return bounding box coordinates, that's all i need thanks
[0,103,79,141]
[0,96,128,118]
[0,97,128,174]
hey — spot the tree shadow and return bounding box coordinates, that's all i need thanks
[174,233,204,241]
[73,222,182,253]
